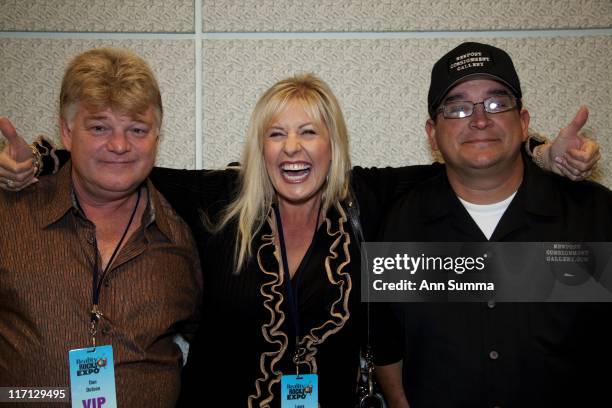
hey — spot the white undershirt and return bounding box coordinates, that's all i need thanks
[457,192,517,240]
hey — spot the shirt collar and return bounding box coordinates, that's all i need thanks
[39,162,79,228]
[519,154,562,217]
[39,161,174,241]
[144,177,174,240]
[418,151,562,221]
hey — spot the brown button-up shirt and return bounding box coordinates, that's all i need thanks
[0,163,202,407]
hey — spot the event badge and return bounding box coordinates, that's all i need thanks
[281,374,318,408]
[68,345,117,408]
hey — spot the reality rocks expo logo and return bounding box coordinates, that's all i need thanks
[76,357,108,376]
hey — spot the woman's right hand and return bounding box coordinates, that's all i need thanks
[0,117,38,191]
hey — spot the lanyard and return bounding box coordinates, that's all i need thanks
[272,201,321,374]
[88,188,141,348]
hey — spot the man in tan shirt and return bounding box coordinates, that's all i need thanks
[0,48,202,407]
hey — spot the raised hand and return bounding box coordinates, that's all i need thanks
[548,106,600,181]
[0,117,37,191]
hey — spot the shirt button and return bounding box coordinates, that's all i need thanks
[489,350,499,360]
[104,279,111,287]
[101,327,110,336]
[87,235,95,244]
[487,300,496,309]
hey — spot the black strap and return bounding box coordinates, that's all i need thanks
[346,191,370,345]
[90,188,141,321]
[346,191,382,401]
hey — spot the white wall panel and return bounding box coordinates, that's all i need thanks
[0,0,194,32]
[203,0,612,32]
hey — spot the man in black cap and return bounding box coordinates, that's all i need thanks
[372,42,612,407]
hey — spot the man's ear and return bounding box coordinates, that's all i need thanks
[59,117,72,151]
[425,118,439,151]
[519,108,530,142]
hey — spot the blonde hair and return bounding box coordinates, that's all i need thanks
[218,73,351,272]
[60,47,162,128]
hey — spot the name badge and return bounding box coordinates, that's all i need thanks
[68,345,117,408]
[281,373,318,408]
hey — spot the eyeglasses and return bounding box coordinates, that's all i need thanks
[436,95,517,119]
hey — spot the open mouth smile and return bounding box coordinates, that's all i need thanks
[280,162,312,183]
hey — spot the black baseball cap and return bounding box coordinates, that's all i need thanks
[427,42,522,118]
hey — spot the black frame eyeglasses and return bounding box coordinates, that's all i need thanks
[436,95,517,119]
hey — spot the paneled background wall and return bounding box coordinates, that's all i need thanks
[1,0,611,187]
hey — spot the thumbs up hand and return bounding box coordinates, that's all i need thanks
[542,107,600,181]
[0,117,38,191]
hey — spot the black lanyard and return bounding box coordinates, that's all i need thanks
[87,188,141,346]
[272,201,321,372]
